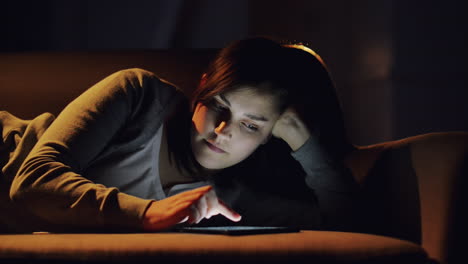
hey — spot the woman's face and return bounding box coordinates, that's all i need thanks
[191,86,281,170]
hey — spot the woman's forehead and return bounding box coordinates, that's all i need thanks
[222,83,276,99]
[217,87,280,120]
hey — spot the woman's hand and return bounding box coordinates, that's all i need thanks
[272,107,312,151]
[142,185,241,231]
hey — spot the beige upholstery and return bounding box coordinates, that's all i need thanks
[1,50,466,263]
[0,231,427,264]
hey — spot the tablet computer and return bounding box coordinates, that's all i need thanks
[174,226,300,235]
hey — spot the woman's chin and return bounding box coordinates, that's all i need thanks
[195,156,229,171]
[198,160,224,170]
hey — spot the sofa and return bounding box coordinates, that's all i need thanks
[0,50,467,264]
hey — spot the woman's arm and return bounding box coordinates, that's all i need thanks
[10,68,179,231]
[273,108,361,231]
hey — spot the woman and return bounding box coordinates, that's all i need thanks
[0,37,359,233]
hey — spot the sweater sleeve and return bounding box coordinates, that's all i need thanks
[10,68,176,232]
[291,136,358,192]
[291,136,362,231]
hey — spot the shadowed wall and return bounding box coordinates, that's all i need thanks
[1,0,467,145]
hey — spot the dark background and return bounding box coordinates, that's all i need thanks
[1,0,467,146]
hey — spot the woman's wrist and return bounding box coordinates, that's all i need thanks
[281,128,311,151]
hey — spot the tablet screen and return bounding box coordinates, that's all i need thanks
[175,226,300,235]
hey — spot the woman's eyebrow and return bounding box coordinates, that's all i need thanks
[245,114,269,122]
[218,95,269,122]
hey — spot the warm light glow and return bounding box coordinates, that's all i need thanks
[215,121,227,134]
[283,43,326,66]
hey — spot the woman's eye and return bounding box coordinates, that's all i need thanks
[242,122,258,132]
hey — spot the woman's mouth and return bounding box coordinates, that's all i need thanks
[204,140,226,153]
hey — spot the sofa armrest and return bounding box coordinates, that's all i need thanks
[347,132,468,264]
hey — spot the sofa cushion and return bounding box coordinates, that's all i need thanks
[0,231,428,264]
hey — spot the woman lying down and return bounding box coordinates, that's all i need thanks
[0,37,360,233]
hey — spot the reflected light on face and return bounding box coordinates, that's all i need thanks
[190,86,280,170]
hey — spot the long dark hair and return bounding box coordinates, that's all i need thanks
[280,44,354,159]
[166,37,353,178]
[191,37,290,113]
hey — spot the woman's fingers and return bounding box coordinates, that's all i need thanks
[183,185,213,196]
[204,190,218,219]
[184,188,242,224]
[212,199,242,222]
[188,195,207,224]
[195,190,242,222]
[143,200,192,231]
[172,185,212,206]
[196,193,209,222]
[143,185,242,231]
[174,186,211,224]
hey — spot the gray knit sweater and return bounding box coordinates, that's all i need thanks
[1,68,359,233]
